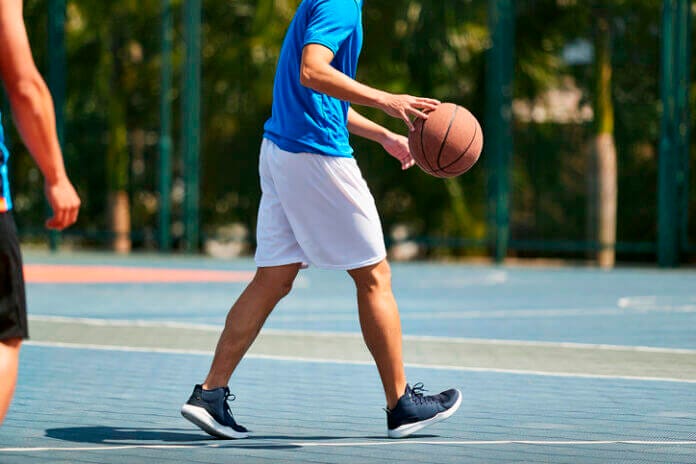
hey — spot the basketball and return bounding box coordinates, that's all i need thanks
[408,103,483,178]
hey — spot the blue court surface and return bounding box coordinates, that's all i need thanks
[1,251,695,463]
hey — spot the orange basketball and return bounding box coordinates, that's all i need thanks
[408,103,483,178]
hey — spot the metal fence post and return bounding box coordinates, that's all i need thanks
[658,0,679,267]
[159,0,173,251]
[675,0,692,253]
[182,0,201,252]
[485,0,515,263]
[47,0,66,252]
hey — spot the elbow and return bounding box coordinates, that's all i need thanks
[299,63,320,90]
[10,74,45,108]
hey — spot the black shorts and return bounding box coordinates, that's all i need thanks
[0,211,28,340]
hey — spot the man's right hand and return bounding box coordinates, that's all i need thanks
[378,93,440,131]
[44,178,81,230]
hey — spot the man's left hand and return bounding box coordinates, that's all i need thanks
[381,132,415,170]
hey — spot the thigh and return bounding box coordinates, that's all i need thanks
[254,140,309,268]
[0,212,27,341]
[267,144,387,271]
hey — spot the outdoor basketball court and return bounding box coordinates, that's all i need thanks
[0,251,694,463]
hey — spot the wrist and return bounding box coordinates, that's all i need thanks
[377,128,394,146]
[372,90,390,111]
[43,169,69,186]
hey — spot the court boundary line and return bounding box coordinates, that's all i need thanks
[2,440,696,453]
[29,315,223,331]
[23,341,696,384]
[27,315,696,355]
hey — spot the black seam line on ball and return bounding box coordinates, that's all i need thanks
[436,105,459,170]
[419,117,437,174]
[440,121,478,172]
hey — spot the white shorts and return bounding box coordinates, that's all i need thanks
[254,138,387,270]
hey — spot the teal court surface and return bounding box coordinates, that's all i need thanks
[1,251,695,463]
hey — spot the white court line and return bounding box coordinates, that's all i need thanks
[29,315,223,331]
[23,341,696,384]
[296,440,696,447]
[263,308,624,321]
[25,341,214,357]
[618,296,696,313]
[2,440,696,453]
[28,315,696,355]
[0,444,208,452]
[26,306,636,324]
[269,302,696,320]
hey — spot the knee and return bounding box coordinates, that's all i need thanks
[275,279,294,299]
[253,272,295,300]
[352,261,392,293]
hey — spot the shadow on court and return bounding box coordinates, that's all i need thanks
[45,426,215,444]
[45,426,439,450]
[44,427,434,449]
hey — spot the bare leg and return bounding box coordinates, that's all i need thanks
[0,337,21,425]
[348,259,407,409]
[203,263,301,389]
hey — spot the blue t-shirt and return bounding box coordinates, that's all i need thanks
[0,111,12,212]
[263,0,363,158]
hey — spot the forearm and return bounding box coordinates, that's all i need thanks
[0,0,79,230]
[348,107,413,170]
[300,45,438,130]
[8,74,67,184]
[300,55,387,110]
[347,107,390,144]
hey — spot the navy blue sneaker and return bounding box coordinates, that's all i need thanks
[386,383,462,438]
[181,384,249,439]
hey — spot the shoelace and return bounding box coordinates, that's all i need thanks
[385,382,433,413]
[223,389,237,412]
[409,382,434,405]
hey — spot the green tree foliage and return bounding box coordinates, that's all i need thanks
[6,0,693,257]
[510,0,682,256]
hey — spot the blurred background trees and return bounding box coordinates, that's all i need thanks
[6,0,694,262]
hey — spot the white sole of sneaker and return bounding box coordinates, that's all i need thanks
[180,404,249,439]
[387,389,463,439]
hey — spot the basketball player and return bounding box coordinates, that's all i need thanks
[0,0,81,425]
[182,0,461,438]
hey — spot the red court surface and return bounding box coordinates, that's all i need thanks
[23,264,255,284]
